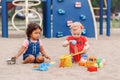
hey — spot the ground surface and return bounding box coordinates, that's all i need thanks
[0,29,120,80]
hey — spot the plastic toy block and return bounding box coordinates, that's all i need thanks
[87,66,98,72]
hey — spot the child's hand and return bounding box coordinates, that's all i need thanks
[63,40,70,47]
[44,54,51,60]
[12,56,17,60]
[83,46,89,53]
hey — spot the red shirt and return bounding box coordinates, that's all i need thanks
[66,36,87,54]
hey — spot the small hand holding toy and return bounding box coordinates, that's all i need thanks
[71,40,78,53]
[7,57,16,65]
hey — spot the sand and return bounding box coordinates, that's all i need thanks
[0,29,120,80]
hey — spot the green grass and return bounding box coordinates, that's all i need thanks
[111,19,120,28]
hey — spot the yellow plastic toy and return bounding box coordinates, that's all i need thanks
[59,54,72,67]
[85,56,98,67]
[59,51,84,67]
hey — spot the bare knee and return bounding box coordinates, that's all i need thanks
[36,56,44,63]
[23,55,35,64]
[29,55,35,62]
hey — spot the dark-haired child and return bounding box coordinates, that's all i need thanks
[13,23,50,64]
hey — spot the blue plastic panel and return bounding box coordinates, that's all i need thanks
[52,0,95,38]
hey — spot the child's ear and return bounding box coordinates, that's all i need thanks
[80,25,84,29]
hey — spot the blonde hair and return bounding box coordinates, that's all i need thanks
[70,22,84,30]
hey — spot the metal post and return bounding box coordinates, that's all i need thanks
[106,0,111,36]
[25,0,29,28]
[45,0,51,38]
[99,0,104,35]
[1,0,8,37]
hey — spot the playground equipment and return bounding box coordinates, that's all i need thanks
[1,0,43,37]
[12,0,42,31]
[0,4,1,9]
[1,0,111,38]
[51,0,111,39]
[0,2,15,16]
[51,0,97,38]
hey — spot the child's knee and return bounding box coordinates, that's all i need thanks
[36,56,44,63]
[27,55,35,62]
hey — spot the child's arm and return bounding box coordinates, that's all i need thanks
[14,46,26,59]
[83,41,90,53]
[40,46,51,60]
[63,40,71,47]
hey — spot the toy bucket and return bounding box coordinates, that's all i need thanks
[59,54,72,67]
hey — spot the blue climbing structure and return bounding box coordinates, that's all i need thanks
[1,0,111,38]
[52,0,95,38]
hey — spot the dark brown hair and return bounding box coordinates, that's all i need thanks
[26,23,42,37]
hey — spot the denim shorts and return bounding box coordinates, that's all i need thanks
[23,53,40,60]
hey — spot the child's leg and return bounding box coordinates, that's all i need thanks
[23,55,35,64]
[35,55,44,63]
